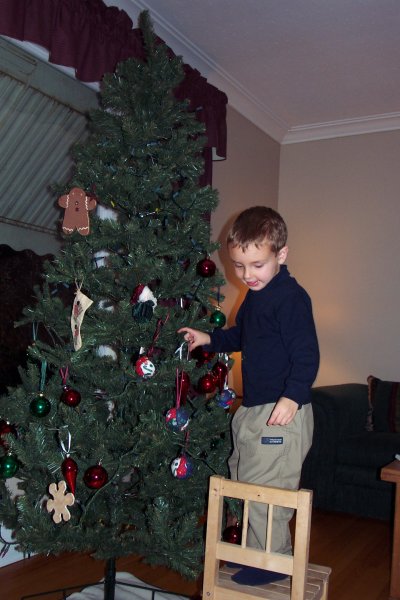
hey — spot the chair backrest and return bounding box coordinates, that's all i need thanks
[203,476,313,600]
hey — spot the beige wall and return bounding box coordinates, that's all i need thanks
[279,131,400,386]
[211,106,281,393]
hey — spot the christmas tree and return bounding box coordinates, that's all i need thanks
[0,12,233,580]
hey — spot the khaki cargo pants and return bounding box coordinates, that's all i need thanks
[228,402,314,554]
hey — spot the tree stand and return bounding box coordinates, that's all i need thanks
[21,555,194,599]
[104,557,116,600]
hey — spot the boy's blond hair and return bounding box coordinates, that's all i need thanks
[227,206,288,254]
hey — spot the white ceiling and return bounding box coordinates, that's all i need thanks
[108,0,400,144]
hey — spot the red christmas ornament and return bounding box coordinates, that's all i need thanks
[135,355,155,378]
[197,257,216,277]
[0,420,17,450]
[177,371,191,405]
[83,464,108,489]
[223,523,242,544]
[211,361,228,391]
[190,346,215,366]
[62,456,78,495]
[198,373,217,394]
[60,386,81,407]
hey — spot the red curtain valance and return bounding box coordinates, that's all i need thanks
[0,0,227,184]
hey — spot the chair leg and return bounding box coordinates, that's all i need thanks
[321,580,329,600]
[203,477,225,599]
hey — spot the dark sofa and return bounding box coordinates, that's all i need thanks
[301,382,400,520]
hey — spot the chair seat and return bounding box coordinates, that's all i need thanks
[217,563,331,600]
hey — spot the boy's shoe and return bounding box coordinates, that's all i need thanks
[231,566,287,586]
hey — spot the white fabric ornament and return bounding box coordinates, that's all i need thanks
[71,287,93,351]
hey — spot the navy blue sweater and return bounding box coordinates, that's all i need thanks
[208,265,319,407]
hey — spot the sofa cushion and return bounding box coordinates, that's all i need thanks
[367,375,400,432]
[337,431,399,468]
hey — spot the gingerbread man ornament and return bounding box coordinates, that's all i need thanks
[58,187,97,236]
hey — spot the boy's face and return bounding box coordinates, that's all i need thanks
[229,242,288,292]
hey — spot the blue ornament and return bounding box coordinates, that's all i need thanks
[171,454,193,479]
[216,388,236,409]
[165,407,190,432]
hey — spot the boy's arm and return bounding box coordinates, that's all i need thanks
[278,291,319,407]
[206,297,246,353]
[179,298,245,354]
[267,397,299,425]
[178,325,242,354]
[178,327,211,352]
[207,323,242,353]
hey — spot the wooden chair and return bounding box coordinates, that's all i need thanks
[203,476,331,600]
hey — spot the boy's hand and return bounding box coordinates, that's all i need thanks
[177,327,211,352]
[267,397,298,426]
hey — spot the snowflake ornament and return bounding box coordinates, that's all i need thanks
[46,480,75,523]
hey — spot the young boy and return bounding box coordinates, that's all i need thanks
[179,206,319,586]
